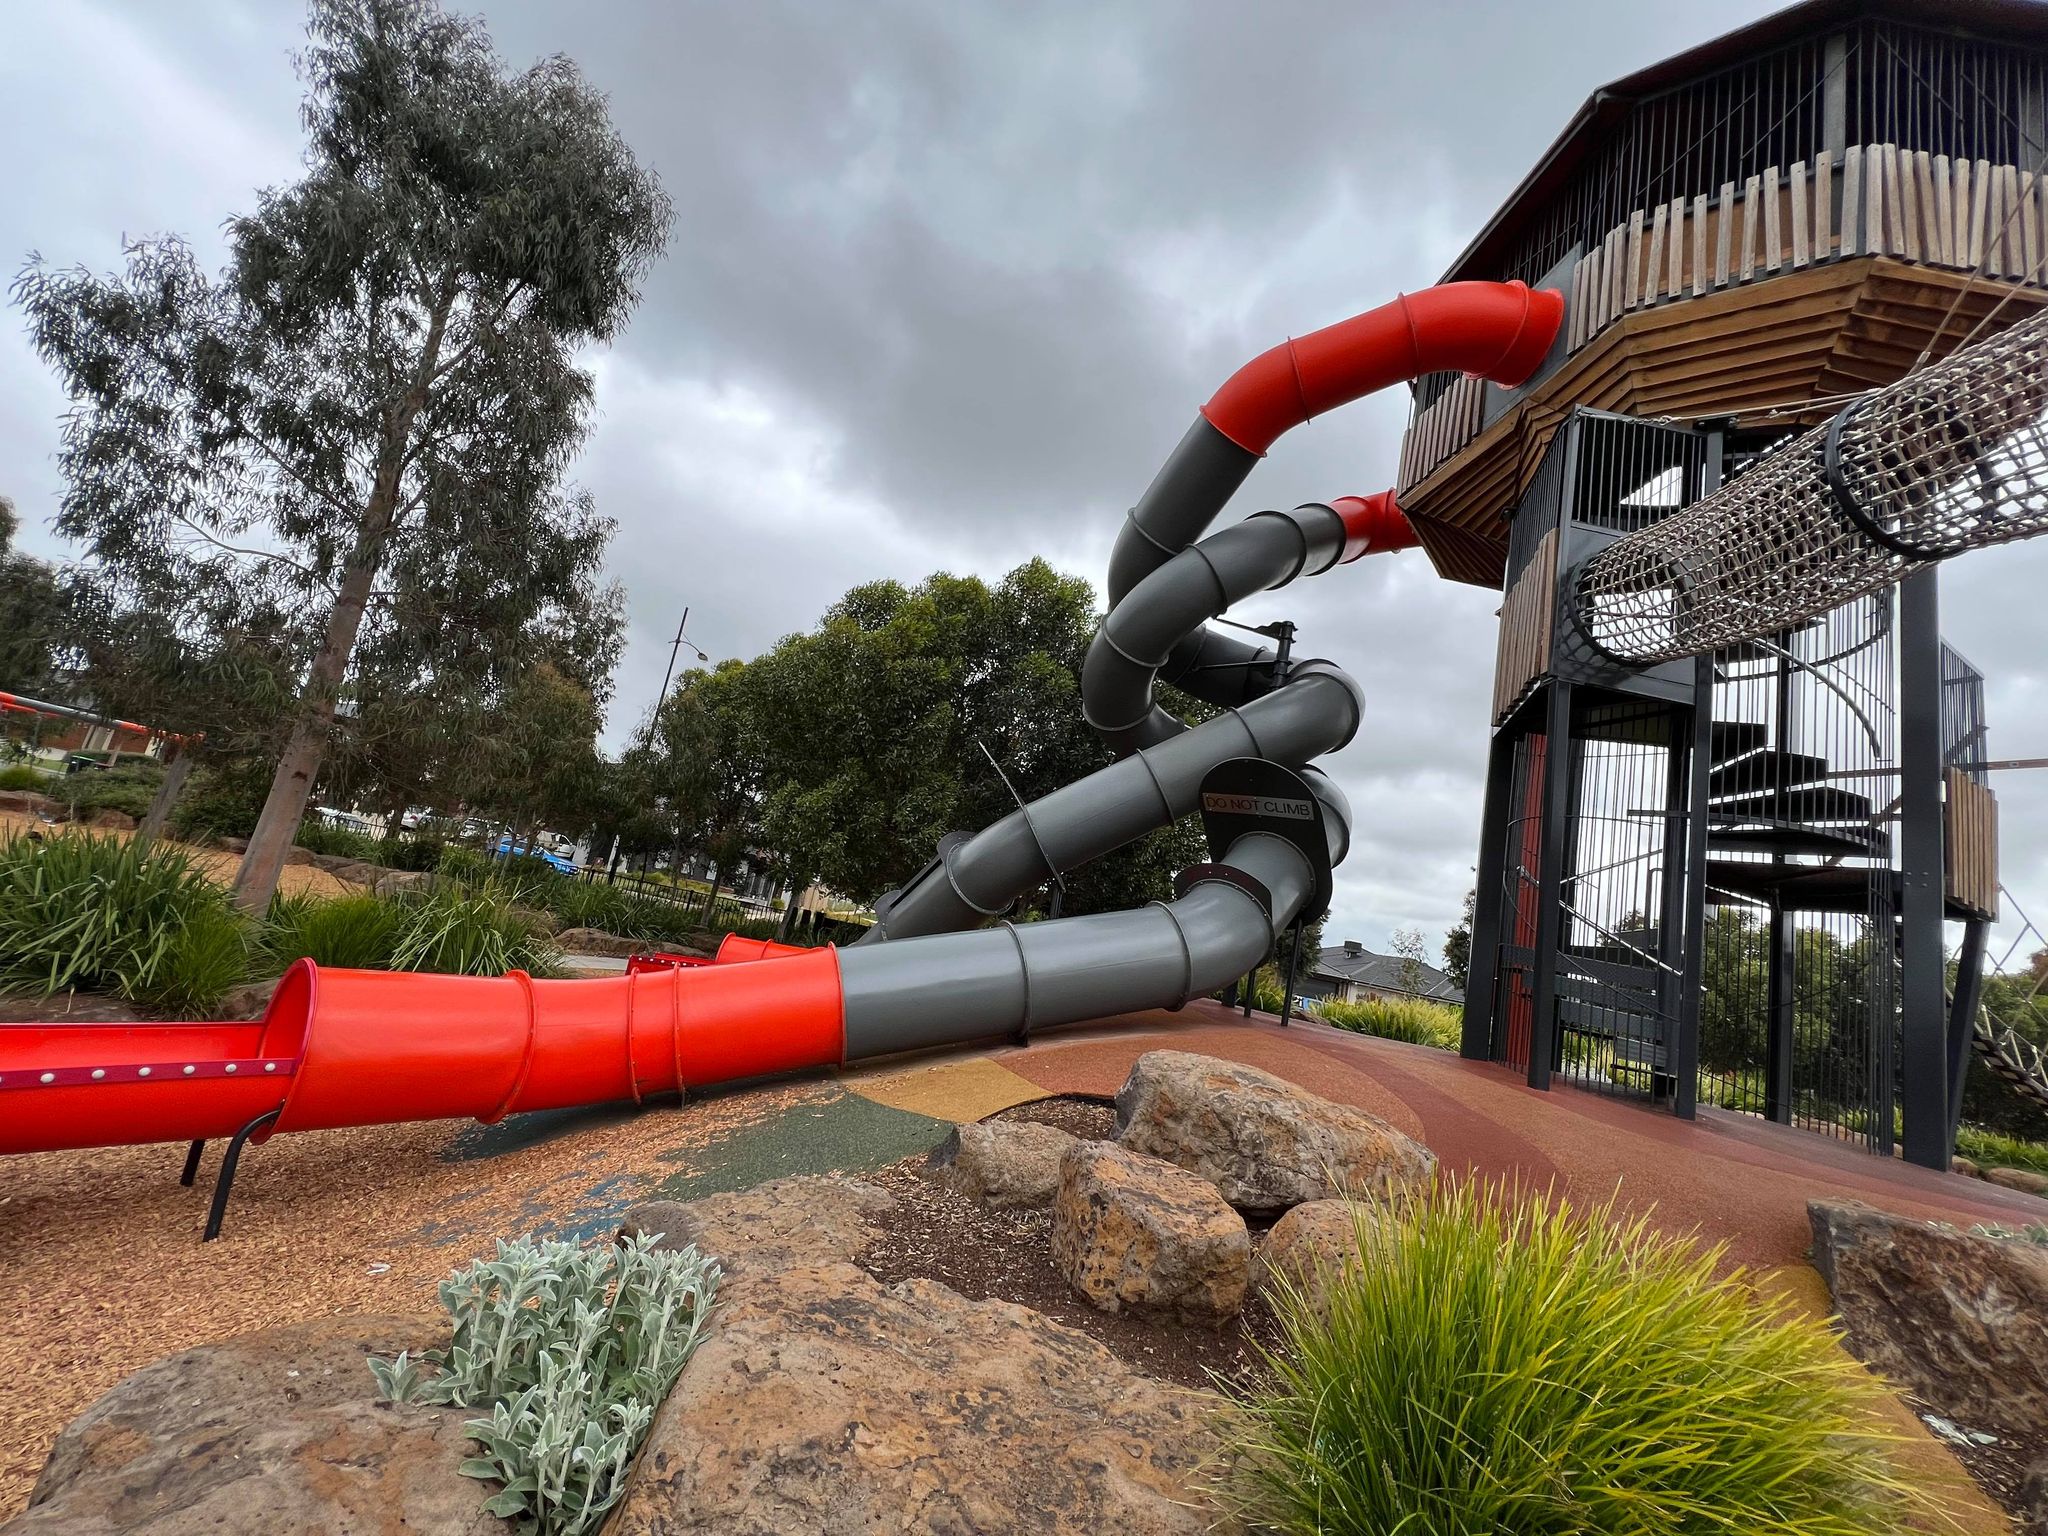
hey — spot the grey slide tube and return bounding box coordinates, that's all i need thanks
[862,659,1363,940]
[1083,502,1350,754]
[840,823,1329,1058]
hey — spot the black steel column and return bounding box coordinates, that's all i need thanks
[1526,683,1575,1091]
[1899,567,1949,1170]
[1462,729,1518,1060]
[1665,688,1709,1118]
[1764,645,1796,1124]
[1946,918,1989,1144]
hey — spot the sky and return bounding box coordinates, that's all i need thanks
[4,0,2047,963]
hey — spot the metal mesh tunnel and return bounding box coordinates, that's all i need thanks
[1575,306,2048,665]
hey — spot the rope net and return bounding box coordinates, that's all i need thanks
[1576,304,2048,664]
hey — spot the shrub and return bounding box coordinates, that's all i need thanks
[1220,1182,1918,1535]
[438,844,497,887]
[547,877,637,935]
[0,829,247,1011]
[294,819,386,864]
[170,757,272,842]
[1315,994,1462,1049]
[0,763,49,791]
[390,879,563,977]
[264,891,405,970]
[370,1233,720,1536]
[58,761,166,820]
[384,835,444,872]
[1955,1123,2048,1176]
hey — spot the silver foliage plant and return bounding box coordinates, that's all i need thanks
[370,1233,721,1536]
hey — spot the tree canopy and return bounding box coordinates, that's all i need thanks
[14,0,666,911]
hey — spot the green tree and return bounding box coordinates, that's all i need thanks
[742,558,1200,914]
[1442,887,1474,992]
[14,0,669,913]
[1391,926,1429,995]
[0,497,71,701]
[638,661,767,913]
[473,662,603,843]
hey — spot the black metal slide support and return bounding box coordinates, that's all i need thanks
[180,1140,205,1187]
[1898,568,1950,1170]
[203,1107,282,1242]
[1526,683,1575,1090]
[1671,659,1715,1118]
[1462,729,1518,1060]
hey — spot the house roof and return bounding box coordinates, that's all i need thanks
[1438,0,2048,287]
[1311,944,1463,1003]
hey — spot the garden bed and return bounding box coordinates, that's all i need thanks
[858,1096,1284,1394]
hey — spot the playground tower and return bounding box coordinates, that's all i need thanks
[1416,0,2048,1169]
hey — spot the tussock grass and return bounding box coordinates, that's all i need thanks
[1219,1181,1921,1535]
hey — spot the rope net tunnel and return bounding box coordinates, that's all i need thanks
[1575,305,2048,665]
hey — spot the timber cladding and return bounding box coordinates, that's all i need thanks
[1491,530,1556,727]
[1944,767,2000,921]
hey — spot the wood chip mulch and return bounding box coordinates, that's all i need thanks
[0,1077,823,1519]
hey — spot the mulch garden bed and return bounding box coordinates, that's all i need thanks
[858,1094,1284,1395]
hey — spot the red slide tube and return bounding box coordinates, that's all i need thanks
[1200,280,1565,455]
[0,950,847,1155]
[1329,490,1420,565]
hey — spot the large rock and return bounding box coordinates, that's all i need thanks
[217,975,282,1022]
[374,868,432,899]
[0,789,62,819]
[84,809,136,831]
[608,1260,1232,1536]
[281,845,316,867]
[928,1118,1078,1210]
[1809,1200,2048,1439]
[1256,1198,1376,1317]
[1115,1050,1436,1212]
[1983,1164,2048,1198]
[555,926,652,958]
[618,1174,896,1276]
[3,1314,501,1536]
[1052,1140,1250,1322]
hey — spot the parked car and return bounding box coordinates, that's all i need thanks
[490,835,576,875]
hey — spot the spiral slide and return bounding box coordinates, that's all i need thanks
[0,280,1566,1227]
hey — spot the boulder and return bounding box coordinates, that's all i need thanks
[2021,1455,2048,1536]
[374,869,432,899]
[84,809,136,831]
[3,1314,501,1536]
[1809,1200,2048,1439]
[281,845,316,867]
[1256,1198,1376,1316]
[325,859,385,887]
[0,789,61,819]
[1115,1050,1436,1212]
[618,1175,896,1276]
[510,904,562,936]
[217,975,282,1022]
[608,1260,1232,1536]
[555,926,651,958]
[1052,1140,1250,1322]
[928,1118,1079,1210]
[1952,1155,1981,1178]
[215,835,250,854]
[1983,1165,2048,1198]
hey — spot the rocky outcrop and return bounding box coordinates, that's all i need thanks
[2,1315,501,1536]
[618,1175,896,1275]
[1256,1198,1375,1316]
[1052,1140,1250,1322]
[1809,1199,2048,1439]
[928,1118,1079,1210]
[1115,1050,1436,1212]
[609,1260,1232,1536]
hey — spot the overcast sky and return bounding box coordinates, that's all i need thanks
[6,0,2047,961]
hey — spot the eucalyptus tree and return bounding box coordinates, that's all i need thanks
[14,0,670,911]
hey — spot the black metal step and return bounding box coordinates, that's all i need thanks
[1709,720,1769,764]
[1706,817,1889,858]
[1704,859,1887,913]
[1706,750,1831,799]
[1708,784,1876,825]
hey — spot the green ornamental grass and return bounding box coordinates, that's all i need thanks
[390,878,562,978]
[0,828,248,1011]
[264,891,407,970]
[1315,994,1463,1050]
[1221,1181,1918,1535]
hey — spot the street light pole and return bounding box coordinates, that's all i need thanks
[652,608,711,726]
